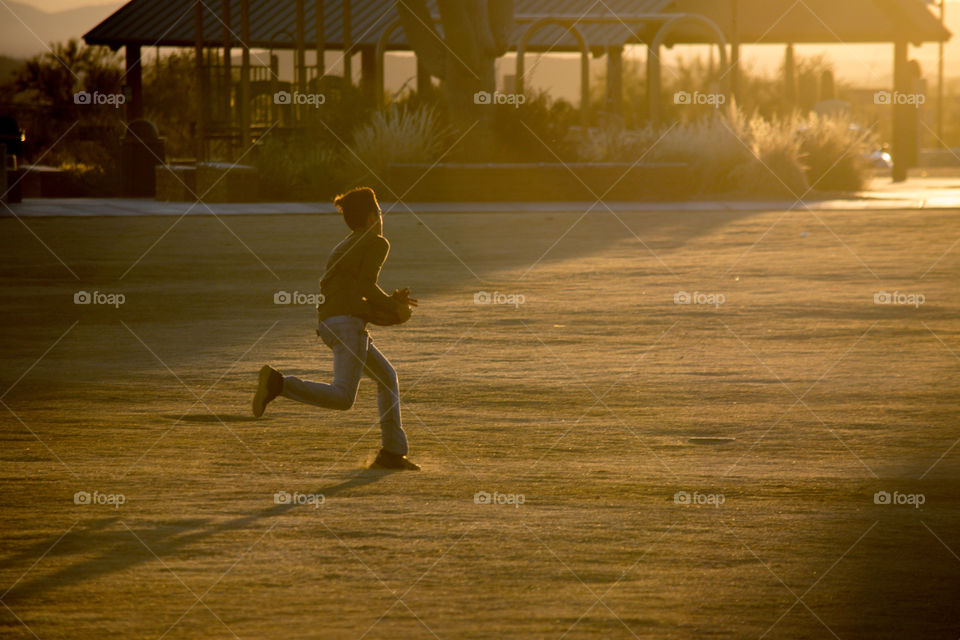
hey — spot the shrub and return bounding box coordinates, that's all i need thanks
[254,132,341,201]
[491,90,579,162]
[589,53,833,128]
[143,51,197,159]
[2,39,125,193]
[646,110,755,194]
[576,115,652,163]
[56,161,120,197]
[572,108,871,197]
[732,115,809,197]
[798,113,873,192]
[345,104,452,186]
[309,75,375,143]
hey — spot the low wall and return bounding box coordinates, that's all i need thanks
[155,163,259,203]
[19,166,86,198]
[384,162,690,202]
[155,165,196,202]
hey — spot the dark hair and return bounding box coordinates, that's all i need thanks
[334,187,380,230]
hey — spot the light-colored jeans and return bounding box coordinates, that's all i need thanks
[281,315,407,455]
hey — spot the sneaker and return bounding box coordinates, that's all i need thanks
[252,365,283,417]
[371,449,420,471]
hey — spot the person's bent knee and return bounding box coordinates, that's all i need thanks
[330,386,358,410]
[330,394,355,410]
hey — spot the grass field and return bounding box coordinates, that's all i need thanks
[1,205,959,639]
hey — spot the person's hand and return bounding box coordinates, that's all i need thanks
[393,287,419,308]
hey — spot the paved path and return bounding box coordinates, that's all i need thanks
[4,177,959,217]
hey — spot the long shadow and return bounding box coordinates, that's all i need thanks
[0,468,388,603]
[392,207,764,295]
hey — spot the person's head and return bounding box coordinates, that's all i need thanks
[334,187,381,234]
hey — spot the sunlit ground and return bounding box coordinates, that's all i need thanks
[1,206,959,638]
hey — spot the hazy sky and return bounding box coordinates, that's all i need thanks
[20,0,118,10]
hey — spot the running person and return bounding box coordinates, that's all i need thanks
[252,187,420,470]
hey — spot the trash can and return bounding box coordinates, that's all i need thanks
[121,119,165,197]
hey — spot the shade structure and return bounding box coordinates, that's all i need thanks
[84,0,949,51]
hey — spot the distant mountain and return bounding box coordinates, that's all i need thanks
[0,1,122,58]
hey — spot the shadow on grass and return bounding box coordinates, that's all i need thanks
[0,468,388,603]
